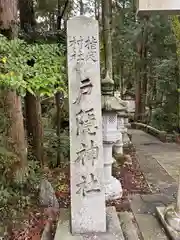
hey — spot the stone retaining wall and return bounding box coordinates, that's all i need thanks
[131,122,180,144]
[131,122,167,142]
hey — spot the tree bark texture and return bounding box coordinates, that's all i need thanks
[25,93,44,165]
[2,91,27,181]
[18,0,36,32]
[135,18,149,122]
[55,0,69,166]
[0,0,18,38]
[101,0,113,83]
[80,0,84,15]
[19,0,44,166]
[0,0,27,182]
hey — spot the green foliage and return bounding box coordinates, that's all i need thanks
[171,15,180,57]
[44,128,70,167]
[111,1,180,131]
[151,108,178,132]
[37,0,58,12]
[0,155,41,230]
[48,99,69,128]
[0,34,67,97]
[0,119,41,229]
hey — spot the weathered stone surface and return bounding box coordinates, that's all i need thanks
[131,129,178,192]
[102,111,123,200]
[130,194,173,215]
[135,213,168,240]
[136,151,177,194]
[157,206,180,240]
[39,179,59,209]
[118,212,140,240]
[101,95,125,111]
[129,129,180,240]
[41,221,53,240]
[67,16,106,234]
[54,207,125,240]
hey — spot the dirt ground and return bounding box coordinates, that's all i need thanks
[10,146,150,239]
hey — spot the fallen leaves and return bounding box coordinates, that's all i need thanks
[7,147,150,239]
[108,148,151,212]
[11,211,45,240]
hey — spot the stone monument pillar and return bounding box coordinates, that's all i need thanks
[54,15,125,240]
[67,16,106,234]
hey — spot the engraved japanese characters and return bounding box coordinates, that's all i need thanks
[68,36,98,63]
[67,16,106,234]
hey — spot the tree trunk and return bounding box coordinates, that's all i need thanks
[141,19,149,122]
[120,63,124,97]
[171,17,180,130]
[3,91,27,182]
[135,18,149,122]
[135,60,142,121]
[80,0,84,15]
[25,93,43,165]
[56,0,69,166]
[0,0,18,39]
[147,60,153,124]
[175,63,180,130]
[141,46,148,122]
[0,0,27,182]
[19,0,44,166]
[18,0,36,32]
[101,0,114,84]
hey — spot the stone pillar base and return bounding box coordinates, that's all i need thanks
[157,206,180,240]
[54,207,125,240]
[104,176,123,201]
[123,131,130,145]
[113,141,123,155]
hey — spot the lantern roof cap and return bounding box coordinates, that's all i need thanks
[101,95,127,112]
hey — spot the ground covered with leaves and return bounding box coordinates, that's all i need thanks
[6,146,150,240]
[54,146,150,211]
[108,147,151,212]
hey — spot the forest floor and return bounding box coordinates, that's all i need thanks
[9,145,150,240]
[108,146,151,212]
[54,146,151,212]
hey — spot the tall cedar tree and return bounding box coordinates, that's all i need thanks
[0,0,28,182]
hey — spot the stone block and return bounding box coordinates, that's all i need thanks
[54,207,125,240]
[39,179,59,209]
[135,213,168,240]
[118,212,140,240]
[156,206,180,240]
[67,16,106,234]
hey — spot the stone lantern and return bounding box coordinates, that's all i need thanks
[101,94,124,200]
[122,109,131,147]
[114,91,129,152]
[113,106,126,155]
[114,91,131,150]
[124,109,131,129]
